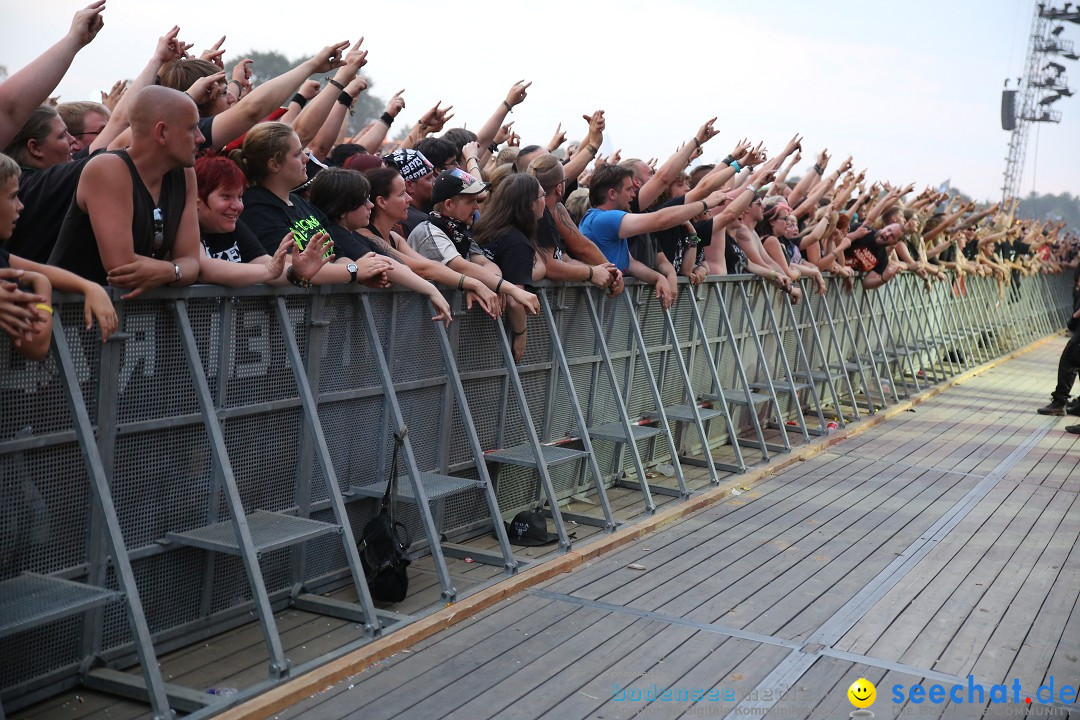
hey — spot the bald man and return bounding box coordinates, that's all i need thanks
[49,86,201,297]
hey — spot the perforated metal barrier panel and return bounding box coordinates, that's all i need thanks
[0,272,1071,715]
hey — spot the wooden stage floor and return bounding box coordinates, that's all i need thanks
[15,335,1080,720]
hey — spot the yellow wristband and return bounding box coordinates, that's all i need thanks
[34,303,54,315]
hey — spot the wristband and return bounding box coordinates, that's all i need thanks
[290,93,308,108]
[813,164,825,175]
[286,265,312,289]
[730,160,741,173]
[586,266,593,283]
[503,100,513,113]
[228,79,244,96]
[337,91,354,109]
[489,142,500,154]
[457,273,466,290]
[701,200,709,215]
[746,184,758,194]
[34,303,54,315]
[327,78,346,92]
[687,234,701,246]
[379,111,395,126]
[586,144,598,156]
[723,155,735,166]
[495,277,504,293]
[692,137,702,149]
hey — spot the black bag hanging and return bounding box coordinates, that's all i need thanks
[358,428,411,602]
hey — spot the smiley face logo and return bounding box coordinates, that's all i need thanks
[847,678,876,708]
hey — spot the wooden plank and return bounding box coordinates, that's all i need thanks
[836,482,1033,657]
[874,483,1048,670]
[930,484,1069,678]
[966,489,1080,720]
[544,454,869,602]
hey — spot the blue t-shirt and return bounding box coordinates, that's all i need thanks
[579,208,629,271]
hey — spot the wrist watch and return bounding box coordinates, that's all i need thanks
[347,262,358,284]
[173,263,182,283]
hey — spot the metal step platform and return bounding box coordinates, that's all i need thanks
[0,574,122,639]
[165,510,341,555]
[347,473,487,503]
[484,442,588,468]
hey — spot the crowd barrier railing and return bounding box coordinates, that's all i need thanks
[0,270,1071,718]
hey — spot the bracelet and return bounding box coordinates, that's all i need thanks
[813,164,825,175]
[730,160,742,172]
[34,303,53,315]
[746,184,758,194]
[457,273,466,290]
[228,79,244,96]
[291,93,308,108]
[692,137,702,149]
[503,100,513,113]
[586,144,598,156]
[337,90,354,109]
[723,155,735,166]
[512,327,527,337]
[701,200,709,215]
[687,235,701,247]
[586,266,594,283]
[327,78,346,92]
[489,142,500,154]
[379,111,395,126]
[495,277,504,293]
[286,265,312,289]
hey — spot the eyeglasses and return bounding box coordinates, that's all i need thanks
[538,191,546,199]
[71,129,103,138]
[152,207,164,252]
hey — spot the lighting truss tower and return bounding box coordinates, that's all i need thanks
[1001,2,1079,204]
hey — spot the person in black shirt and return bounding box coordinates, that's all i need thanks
[525,153,618,290]
[193,154,338,287]
[307,167,452,323]
[49,86,204,297]
[385,147,436,237]
[5,27,190,262]
[472,174,545,362]
[0,152,115,358]
[233,121,390,289]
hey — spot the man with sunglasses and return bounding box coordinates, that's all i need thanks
[49,86,201,298]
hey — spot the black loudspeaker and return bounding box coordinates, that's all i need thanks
[1001,89,1018,130]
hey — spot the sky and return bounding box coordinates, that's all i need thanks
[3,0,1078,202]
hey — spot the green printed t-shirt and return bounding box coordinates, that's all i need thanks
[240,185,333,257]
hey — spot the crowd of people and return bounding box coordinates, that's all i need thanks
[2,3,1078,370]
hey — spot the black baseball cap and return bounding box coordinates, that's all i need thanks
[431,168,489,204]
[503,508,558,547]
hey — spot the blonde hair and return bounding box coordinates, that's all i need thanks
[230,122,296,186]
[0,153,20,185]
[526,153,564,194]
[484,163,515,194]
[565,188,591,226]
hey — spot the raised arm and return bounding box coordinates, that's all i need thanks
[561,110,605,185]
[214,41,349,150]
[0,1,105,147]
[638,118,718,211]
[354,90,405,153]
[475,80,531,164]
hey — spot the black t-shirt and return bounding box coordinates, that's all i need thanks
[847,228,889,275]
[0,247,9,268]
[481,227,534,285]
[536,207,566,259]
[201,222,267,263]
[725,230,749,274]
[5,158,93,263]
[326,222,390,260]
[401,206,429,238]
[239,186,332,255]
[197,117,215,152]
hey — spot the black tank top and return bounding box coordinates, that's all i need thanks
[49,150,186,284]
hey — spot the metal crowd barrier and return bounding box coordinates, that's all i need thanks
[0,270,1071,718]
